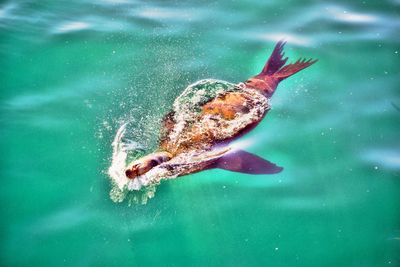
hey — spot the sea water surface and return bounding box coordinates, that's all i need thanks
[1,0,399,266]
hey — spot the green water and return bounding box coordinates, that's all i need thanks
[1,0,399,266]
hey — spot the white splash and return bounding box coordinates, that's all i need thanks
[107,123,144,190]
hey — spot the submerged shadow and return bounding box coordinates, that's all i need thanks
[209,149,283,175]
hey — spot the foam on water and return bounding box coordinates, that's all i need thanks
[107,122,130,190]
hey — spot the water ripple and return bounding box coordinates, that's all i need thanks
[244,2,400,46]
[32,206,93,233]
[363,149,400,170]
[53,21,91,34]
[325,5,378,24]
[0,2,17,20]
[253,33,312,46]
[134,7,198,21]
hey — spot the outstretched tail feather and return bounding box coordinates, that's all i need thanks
[261,40,317,80]
[261,41,288,75]
[273,58,318,80]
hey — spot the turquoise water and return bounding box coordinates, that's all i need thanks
[1,0,399,266]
